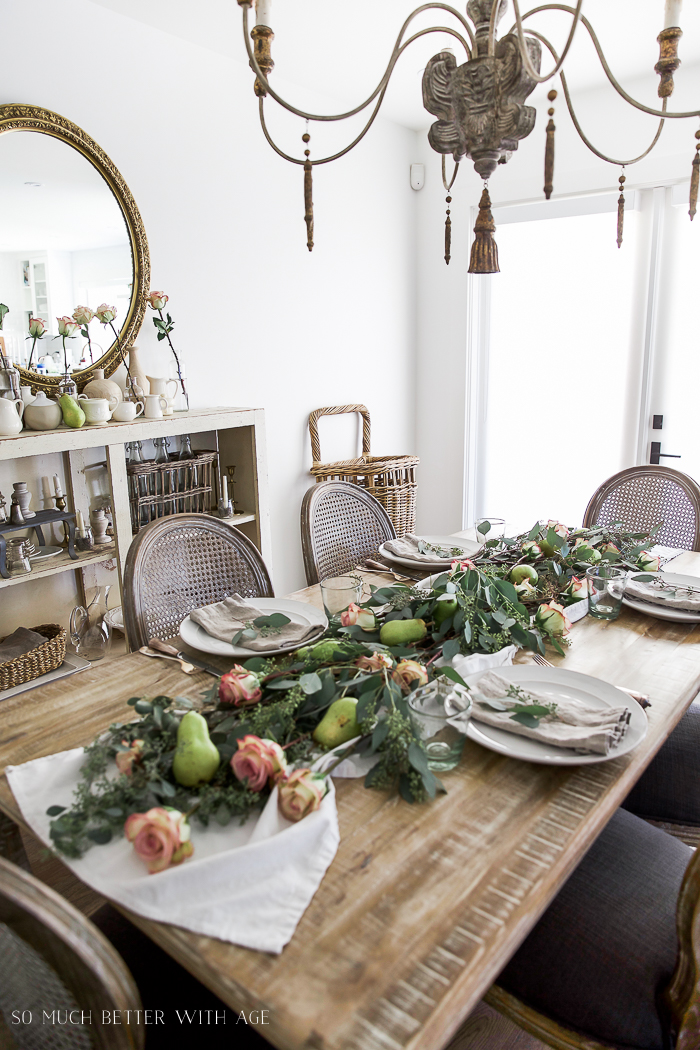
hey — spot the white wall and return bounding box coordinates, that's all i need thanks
[414,65,700,534]
[1,0,418,636]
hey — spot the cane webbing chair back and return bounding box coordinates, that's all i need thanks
[583,465,700,551]
[301,481,396,585]
[123,514,274,650]
[0,856,143,1050]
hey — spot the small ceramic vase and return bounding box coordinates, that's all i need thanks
[13,482,35,519]
[143,394,168,420]
[81,367,123,405]
[0,397,23,436]
[20,386,35,408]
[112,400,144,422]
[77,395,118,426]
[128,346,149,402]
[23,391,62,431]
[91,508,110,546]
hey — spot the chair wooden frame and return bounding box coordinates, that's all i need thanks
[123,513,274,650]
[301,480,396,586]
[485,845,700,1050]
[583,465,700,552]
[0,856,144,1049]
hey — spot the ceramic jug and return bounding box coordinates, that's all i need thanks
[147,375,178,398]
[0,397,23,436]
[143,394,168,420]
[112,400,144,422]
[81,367,122,405]
[77,394,119,425]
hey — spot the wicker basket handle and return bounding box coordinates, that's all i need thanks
[308,405,371,464]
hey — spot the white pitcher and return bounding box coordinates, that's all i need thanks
[0,397,23,436]
[147,375,178,398]
[143,393,168,419]
[77,394,119,425]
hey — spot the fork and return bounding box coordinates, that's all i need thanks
[531,653,651,709]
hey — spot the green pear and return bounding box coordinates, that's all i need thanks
[296,639,346,663]
[59,394,85,429]
[172,711,220,787]
[379,618,427,647]
[433,597,458,627]
[313,698,360,750]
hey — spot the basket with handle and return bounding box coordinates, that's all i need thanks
[308,404,419,535]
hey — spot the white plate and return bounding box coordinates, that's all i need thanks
[0,651,91,702]
[27,546,63,561]
[104,607,125,633]
[379,535,481,571]
[179,598,328,658]
[463,665,647,766]
[622,571,700,623]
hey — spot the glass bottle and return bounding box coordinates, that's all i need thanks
[70,585,112,662]
[178,434,196,504]
[126,441,148,527]
[57,372,78,398]
[153,437,170,506]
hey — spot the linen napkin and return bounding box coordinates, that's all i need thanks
[625,576,700,612]
[465,670,630,755]
[6,749,339,954]
[189,594,323,651]
[0,627,47,663]
[383,534,476,564]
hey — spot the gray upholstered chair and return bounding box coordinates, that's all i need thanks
[123,513,273,650]
[301,480,396,585]
[583,465,700,551]
[486,809,700,1050]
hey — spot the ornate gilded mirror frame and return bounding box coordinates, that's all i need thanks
[0,103,150,393]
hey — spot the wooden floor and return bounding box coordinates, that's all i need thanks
[447,1003,547,1050]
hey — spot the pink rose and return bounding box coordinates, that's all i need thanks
[521,541,542,561]
[124,807,194,874]
[231,735,287,791]
[95,303,117,324]
[277,769,327,823]
[28,316,46,338]
[564,575,587,601]
[115,738,145,776]
[148,291,169,311]
[600,542,620,555]
[637,550,662,572]
[56,316,79,338]
[535,600,572,637]
[392,659,429,694]
[340,603,376,629]
[546,520,569,538]
[450,558,476,573]
[219,665,262,706]
[72,305,94,326]
[355,651,393,672]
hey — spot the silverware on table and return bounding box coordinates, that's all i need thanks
[531,652,651,708]
[138,646,196,674]
[147,638,222,678]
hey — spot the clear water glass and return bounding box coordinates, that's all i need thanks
[474,517,506,543]
[408,679,472,772]
[586,565,627,621]
[319,575,363,622]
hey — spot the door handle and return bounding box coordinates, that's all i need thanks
[650,441,681,465]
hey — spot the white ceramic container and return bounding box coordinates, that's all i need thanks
[23,391,62,431]
[77,395,119,425]
[112,400,145,422]
[143,394,168,420]
[0,397,23,436]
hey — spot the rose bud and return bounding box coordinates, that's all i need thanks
[514,580,537,600]
[540,521,569,557]
[147,291,169,311]
[56,316,79,338]
[573,541,602,564]
[450,559,476,573]
[637,550,662,572]
[95,303,117,323]
[219,665,262,706]
[520,541,542,561]
[535,600,572,637]
[115,738,145,776]
[392,659,429,693]
[340,603,361,626]
[231,735,287,791]
[355,651,393,672]
[600,542,620,555]
[72,305,95,326]
[28,316,46,337]
[563,575,587,601]
[277,769,328,823]
[124,807,194,874]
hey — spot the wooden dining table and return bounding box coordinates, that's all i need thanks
[2,553,700,1050]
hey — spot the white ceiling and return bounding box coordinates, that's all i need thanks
[89,0,700,129]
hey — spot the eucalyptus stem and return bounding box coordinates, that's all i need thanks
[158,308,189,410]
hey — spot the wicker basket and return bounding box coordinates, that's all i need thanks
[126,450,218,534]
[0,624,67,691]
[309,405,419,535]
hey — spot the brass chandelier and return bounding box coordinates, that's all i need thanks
[237,0,700,272]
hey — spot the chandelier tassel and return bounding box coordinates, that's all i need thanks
[544,89,557,200]
[617,171,626,248]
[690,131,700,221]
[302,131,314,252]
[445,195,452,265]
[468,185,500,274]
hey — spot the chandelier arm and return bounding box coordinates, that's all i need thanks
[529,28,668,166]
[508,0,584,83]
[242,4,472,124]
[513,5,700,118]
[441,155,460,191]
[258,88,388,166]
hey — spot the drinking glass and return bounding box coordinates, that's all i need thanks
[474,517,506,543]
[586,565,627,621]
[319,575,363,623]
[408,679,472,772]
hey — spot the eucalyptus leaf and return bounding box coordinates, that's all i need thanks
[134,700,153,715]
[87,827,112,845]
[511,711,542,728]
[438,666,468,688]
[408,742,430,777]
[441,638,461,662]
[299,672,323,695]
[46,805,66,817]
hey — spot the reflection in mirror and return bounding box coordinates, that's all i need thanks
[0,132,132,376]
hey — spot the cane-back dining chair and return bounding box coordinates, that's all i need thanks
[483,809,700,1050]
[123,514,273,650]
[301,480,396,585]
[583,465,700,551]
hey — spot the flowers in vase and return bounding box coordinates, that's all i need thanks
[26,316,47,369]
[72,305,96,364]
[95,304,137,397]
[147,290,189,410]
[54,316,79,374]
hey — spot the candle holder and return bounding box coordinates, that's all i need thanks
[54,494,70,548]
[75,526,94,552]
[218,498,235,519]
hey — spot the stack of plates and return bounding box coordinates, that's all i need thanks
[179,598,328,658]
[623,571,700,624]
[378,534,481,573]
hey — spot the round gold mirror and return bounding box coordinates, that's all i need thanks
[0,103,149,393]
